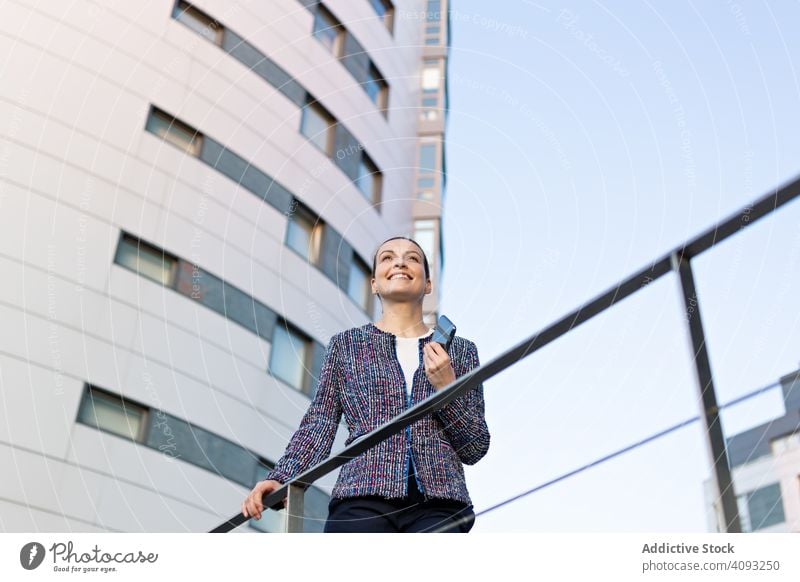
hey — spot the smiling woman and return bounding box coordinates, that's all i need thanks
[370,237,432,324]
[242,236,490,533]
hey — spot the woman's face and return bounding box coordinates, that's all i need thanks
[371,239,431,303]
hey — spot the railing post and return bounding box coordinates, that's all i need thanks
[670,251,741,533]
[285,483,305,533]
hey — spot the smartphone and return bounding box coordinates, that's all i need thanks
[432,314,456,352]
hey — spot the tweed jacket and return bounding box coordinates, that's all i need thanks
[266,322,490,506]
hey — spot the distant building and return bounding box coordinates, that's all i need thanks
[0,0,449,532]
[704,370,800,532]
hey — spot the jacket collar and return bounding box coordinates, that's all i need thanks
[364,322,435,343]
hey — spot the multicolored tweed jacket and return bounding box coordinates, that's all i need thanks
[266,322,490,506]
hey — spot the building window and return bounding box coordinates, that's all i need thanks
[426,0,441,20]
[348,257,371,311]
[421,60,440,93]
[145,107,203,156]
[356,154,381,204]
[745,483,785,531]
[270,322,312,394]
[770,432,800,454]
[312,5,344,56]
[419,143,438,173]
[413,219,437,266]
[311,4,390,113]
[114,233,178,286]
[172,1,223,46]
[417,141,439,199]
[370,0,394,33]
[421,95,438,119]
[301,99,335,155]
[365,64,389,113]
[77,385,148,442]
[286,204,324,265]
[252,457,275,487]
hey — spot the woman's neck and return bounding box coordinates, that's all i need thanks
[375,304,429,338]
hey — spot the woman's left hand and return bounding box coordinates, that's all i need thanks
[423,341,456,391]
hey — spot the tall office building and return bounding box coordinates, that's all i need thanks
[412,0,449,326]
[0,0,449,532]
[704,369,800,532]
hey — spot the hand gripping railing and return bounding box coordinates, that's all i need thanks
[211,172,800,533]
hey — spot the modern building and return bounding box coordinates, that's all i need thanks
[704,369,800,532]
[411,0,449,326]
[0,0,449,532]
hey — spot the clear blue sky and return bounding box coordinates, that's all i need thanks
[440,0,800,531]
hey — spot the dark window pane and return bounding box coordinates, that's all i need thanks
[145,107,202,156]
[369,0,394,32]
[253,458,275,486]
[115,233,177,286]
[365,65,388,109]
[224,283,260,335]
[77,386,147,442]
[172,1,223,46]
[270,323,311,393]
[286,207,323,264]
[301,101,334,154]
[419,143,438,173]
[370,0,387,18]
[312,6,342,54]
[747,483,785,530]
[357,155,381,203]
[204,431,255,487]
[348,259,370,310]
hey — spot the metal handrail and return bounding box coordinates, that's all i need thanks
[210,172,800,533]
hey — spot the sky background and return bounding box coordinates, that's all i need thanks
[439,0,800,531]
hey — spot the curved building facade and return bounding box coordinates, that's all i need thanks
[0,0,449,532]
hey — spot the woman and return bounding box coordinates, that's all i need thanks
[242,236,490,532]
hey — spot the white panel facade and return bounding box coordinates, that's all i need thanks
[1,0,424,532]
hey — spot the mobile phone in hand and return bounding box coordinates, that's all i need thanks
[432,315,456,352]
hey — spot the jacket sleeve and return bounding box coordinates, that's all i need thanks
[266,333,344,484]
[434,339,490,465]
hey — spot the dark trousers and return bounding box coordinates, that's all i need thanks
[323,471,475,533]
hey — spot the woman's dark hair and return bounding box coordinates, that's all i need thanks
[371,236,430,280]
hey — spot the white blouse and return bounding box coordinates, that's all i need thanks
[394,328,434,399]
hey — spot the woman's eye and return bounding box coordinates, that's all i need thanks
[382,255,391,261]
[410,256,419,261]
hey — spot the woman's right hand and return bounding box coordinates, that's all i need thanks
[241,479,285,520]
